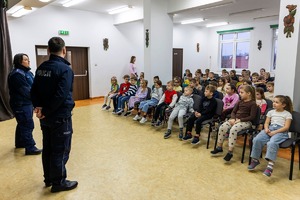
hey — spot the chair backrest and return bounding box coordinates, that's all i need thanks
[265,99,273,110]
[176,92,182,102]
[215,98,224,116]
[218,91,224,100]
[146,87,152,100]
[253,106,261,126]
[162,85,167,92]
[192,94,201,111]
[289,111,300,136]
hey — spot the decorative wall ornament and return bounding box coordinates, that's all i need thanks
[257,40,262,50]
[145,29,149,48]
[284,5,297,38]
[197,43,200,52]
[103,38,109,51]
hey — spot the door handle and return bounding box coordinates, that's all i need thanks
[74,70,87,77]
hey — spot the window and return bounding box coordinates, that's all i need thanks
[271,28,278,71]
[219,31,251,69]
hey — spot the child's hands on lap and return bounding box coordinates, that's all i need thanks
[229,119,235,125]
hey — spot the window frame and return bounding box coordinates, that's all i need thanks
[218,31,251,70]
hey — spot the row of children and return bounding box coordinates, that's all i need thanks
[102,73,292,178]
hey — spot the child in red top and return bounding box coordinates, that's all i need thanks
[112,74,131,112]
[152,81,178,127]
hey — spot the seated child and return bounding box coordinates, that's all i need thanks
[221,84,239,121]
[133,80,163,123]
[151,76,160,90]
[183,85,217,145]
[115,76,138,114]
[217,77,226,96]
[173,77,182,92]
[112,75,131,113]
[189,78,201,96]
[256,87,267,115]
[182,73,192,88]
[164,86,194,139]
[153,81,178,127]
[264,82,274,101]
[248,95,293,177]
[211,85,257,162]
[209,81,220,99]
[125,80,148,115]
[102,76,119,110]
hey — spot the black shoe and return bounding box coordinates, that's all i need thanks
[164,130,172,139]
[51,180,78,193]
[223,152,233,162]
[210,147,224,157]
[45,182,52,187]
[25,147,42,155]
[178,132,183,140]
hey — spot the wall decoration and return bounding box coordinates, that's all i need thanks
[197,43,200,52]
[145,29,149,48]
[284,5,297,38]
[103,38,109,51]
[257,40,262,50]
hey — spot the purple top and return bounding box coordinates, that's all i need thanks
[223,93,239,110]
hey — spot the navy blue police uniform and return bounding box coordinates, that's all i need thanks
[31,54,75,187]
[8,64,37,151]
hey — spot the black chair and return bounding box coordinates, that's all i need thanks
[238,106,261,163]
[279,111,300,180]
[201,98,224,149]
[265,98,273,110]
[218,91,224,100]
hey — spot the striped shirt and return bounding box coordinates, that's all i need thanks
[124,84,138,96]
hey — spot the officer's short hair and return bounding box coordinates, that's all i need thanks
[48,37,65,54]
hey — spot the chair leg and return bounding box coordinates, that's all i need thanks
[248,135,253,165]
[214,129,218,150]
[241,133,248,163]
[206,124,212,149]
[289,143,296,180]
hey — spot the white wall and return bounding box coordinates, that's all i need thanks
[173,20,278,75]
[8,6,144,98]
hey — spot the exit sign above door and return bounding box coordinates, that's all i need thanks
[58,30,69,35]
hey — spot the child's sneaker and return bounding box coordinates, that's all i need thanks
[182,133,192,141]
[124,111,131,116]
[178,132,183,140]
[112,110,117,115]
[133,115,142,121]
[263,167,273,177]
[155,121,162,127]
[116,109,124,114]
[164,130,172,139]
[140,117,147,124]
[248,159,260,171]
[151,120,156,126]
[105,106,111,110]
[223,152,233,162]
[191,136,200,145]
[102,104,107,109]
[210,147,223,157]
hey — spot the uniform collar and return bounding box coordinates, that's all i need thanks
[49,54,71,65]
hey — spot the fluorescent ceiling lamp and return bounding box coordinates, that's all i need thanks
[62,0,85,7]
[11,6,36,17]
[7,5,23,14]
[181,18,204,25]
[199,1,234,11]
[229,8,264,16]
[206,22,228,27]
[107,5,133,15]
[39,0,51,2]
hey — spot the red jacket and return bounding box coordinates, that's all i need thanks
[119,83,131,95]
[164,90,177,104]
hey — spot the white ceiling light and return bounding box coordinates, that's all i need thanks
[206,22,229,27]
[62,0,86,7]
[181,18,204,25]
[7,5,23,14]
[39,0,51,2]
[11,6,36,17]
[107,5,133,15]
[199,1,234,11]
[229,8,265,17]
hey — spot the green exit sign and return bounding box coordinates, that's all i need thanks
[58,30,69,35]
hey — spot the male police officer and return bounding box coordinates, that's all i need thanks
[31,37,78,193]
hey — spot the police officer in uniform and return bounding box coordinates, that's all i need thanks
[8,53,42,155]
[31,37,78,193]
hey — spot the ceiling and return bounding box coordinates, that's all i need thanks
[8,0,281,27]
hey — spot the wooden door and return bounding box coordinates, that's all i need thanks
[35,46,89,101]
[172,48,183,79]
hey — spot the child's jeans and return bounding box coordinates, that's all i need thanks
[117,96,130,110]
[251,124,289,161]
[139,98,159,113]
